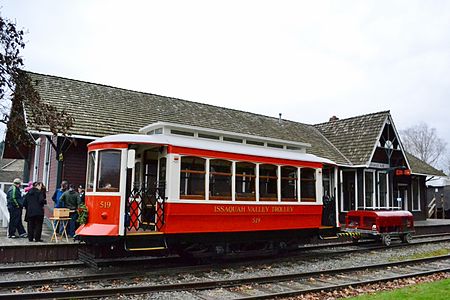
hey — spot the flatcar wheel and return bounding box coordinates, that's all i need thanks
[401,233,412,244]
[382,234,391,246]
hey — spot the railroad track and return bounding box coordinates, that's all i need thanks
[1,254,448,299]
[1,232,449,280]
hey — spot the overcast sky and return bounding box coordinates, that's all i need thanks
[2,1,450,165]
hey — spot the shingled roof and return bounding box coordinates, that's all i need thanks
[24,72,349,165]
[21,71,442,176]
[406,153,446,177]
[314,111,389,165]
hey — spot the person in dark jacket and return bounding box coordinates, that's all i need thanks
[6,178,27,238]
[23,182,46,242]
[52,180,68,208]
[60,184,80,237]
[78,185,85,205]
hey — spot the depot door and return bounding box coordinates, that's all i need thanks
[395,184,408,210]
[342,171,356,212]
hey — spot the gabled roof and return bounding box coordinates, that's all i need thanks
[19,71,444,176]
[24,71,350,164]
[405,153,446,177]
[314,111,390,165]
[0,159,24,183]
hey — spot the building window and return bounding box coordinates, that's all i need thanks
[412,177,421,211]
[235,162,256,201]
[180,156,205,199]
[364,170,375,208]
[300,168,316,202]
[97,150,121,192]
[32,139,41,181]
[281,166,298,202]
[378,172,388,208]
[322,168,332,198]
[259,164,278,201]
[209,159,232,200]
[86,151,96,192]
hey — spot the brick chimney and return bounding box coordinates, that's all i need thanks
[329,115,339,122]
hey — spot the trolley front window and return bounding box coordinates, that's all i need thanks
[97,150,121,192]
[86,151,96,192]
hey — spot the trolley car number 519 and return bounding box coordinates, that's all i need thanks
[252,217,261,224]
[100,201,112,209]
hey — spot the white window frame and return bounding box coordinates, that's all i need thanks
[32,139,41,182]
[363,170,376,209]
[377,171,389,209]
[42,138,51,187]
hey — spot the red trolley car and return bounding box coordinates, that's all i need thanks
[76,124,338,255]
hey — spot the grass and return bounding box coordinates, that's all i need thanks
[389,248,450,261]
[349,278,450,300]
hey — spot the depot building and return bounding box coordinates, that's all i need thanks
[3,72,445,223]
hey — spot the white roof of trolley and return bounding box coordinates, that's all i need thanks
[89,133,335,165]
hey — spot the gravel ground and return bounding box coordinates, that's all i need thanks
[94,241,450,299]
[1,240,449,298]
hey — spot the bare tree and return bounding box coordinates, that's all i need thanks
[1,14,73,145]
[400,122,447,168]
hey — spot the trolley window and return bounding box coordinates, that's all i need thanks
[97,150,121,192]
[281,166,298,202]
[209,159,232,200]
[180,156,205,199]
[300,168,316,202]
[235,162,256,201]
[259,164,278,201]
[86,151,96,192]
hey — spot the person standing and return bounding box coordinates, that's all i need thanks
[52,180,68,208]
[78,185,85,205]
[6,178,27,238]
[60,184,80,237]
[23,182,46,242]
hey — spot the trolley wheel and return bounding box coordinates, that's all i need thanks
[351,236,360,244]
[382,234,391,246]
[401,233,412,244]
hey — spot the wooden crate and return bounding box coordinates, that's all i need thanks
[53,208,70,218]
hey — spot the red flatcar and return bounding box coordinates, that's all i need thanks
[76,123,338,255]
[344,210,414,246]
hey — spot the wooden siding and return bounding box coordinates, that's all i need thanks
[61,139,89,188]
[48,136,58,197]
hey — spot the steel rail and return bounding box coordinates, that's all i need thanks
[2,231,448,274]
[0,261,84,273]
[0,234,449,290]
[0,253,448,299]
[236,267,450,300]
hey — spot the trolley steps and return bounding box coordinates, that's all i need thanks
[318,225,340,240]
[124,232,168,251]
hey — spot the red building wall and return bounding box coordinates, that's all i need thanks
[61,139,89,188]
